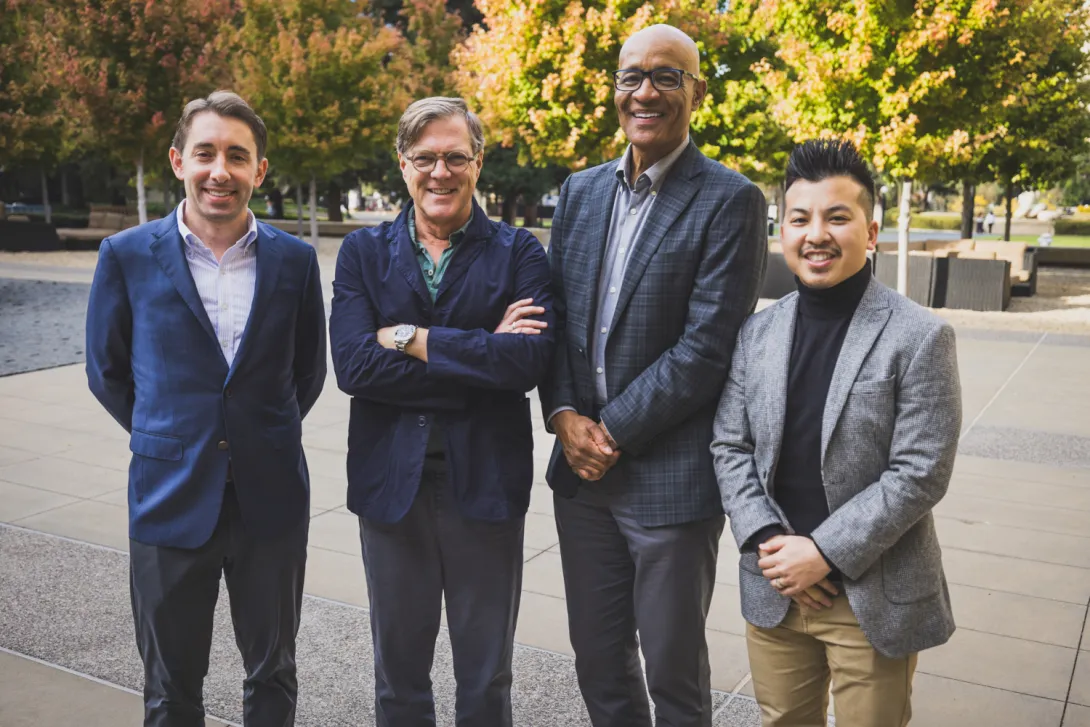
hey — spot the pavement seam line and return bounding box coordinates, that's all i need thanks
[0,646,243,727]
[941,543,1090,571]
[959,332,1046,439]
[1060,595,1090,724]
[934,512,1090,541]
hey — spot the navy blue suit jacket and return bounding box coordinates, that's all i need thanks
[329,202,554,523]
[85,215,327,549]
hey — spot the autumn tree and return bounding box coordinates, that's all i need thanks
[0,0,79,223]
[228,0,410,242]
[39,0,237,223]
[456,0,792,178]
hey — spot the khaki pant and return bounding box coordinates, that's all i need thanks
[746,595,917,727]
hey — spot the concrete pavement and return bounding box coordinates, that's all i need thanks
[1,262,1090,725]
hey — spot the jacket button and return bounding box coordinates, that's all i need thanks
[218,440,228,450]
[418,416,426,427]
[225,388,233,398]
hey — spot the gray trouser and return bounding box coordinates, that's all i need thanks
[129,485,308,727]
[358,458,525,727]
[554,487,724,727]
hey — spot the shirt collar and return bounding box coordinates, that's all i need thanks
[176,200,258,252]
[406,202,473,251]
[615,135,691,192]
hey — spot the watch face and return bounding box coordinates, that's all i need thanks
[395,324,415,341]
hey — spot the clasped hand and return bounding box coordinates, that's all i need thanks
[758,534,839,611]
[553,411,619,481]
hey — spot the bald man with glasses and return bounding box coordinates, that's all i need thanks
[542,25,768,727]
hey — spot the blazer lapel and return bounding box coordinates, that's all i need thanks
[577,165,620,347]
[436,202,489,303]
[821,280,893,463]
[609,145,701,333]
[391,211,434,308]
[227,225,284,381]
[762,295,797,490]
[148,217,220,351]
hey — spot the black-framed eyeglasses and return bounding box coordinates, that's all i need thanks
[612,67,701,92]
[407,151,475,173]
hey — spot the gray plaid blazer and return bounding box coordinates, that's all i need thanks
[711,278,962,658]
[542,142,767,527]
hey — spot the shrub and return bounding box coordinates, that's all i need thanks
[1055,218,1090,235]
[883,210,961,230]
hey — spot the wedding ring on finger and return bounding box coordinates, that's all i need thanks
[773,578,786,590]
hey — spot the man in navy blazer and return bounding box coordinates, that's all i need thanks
[329,97,554,726]
[85,92,326,727]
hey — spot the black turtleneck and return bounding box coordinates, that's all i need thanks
[748,260,872,571]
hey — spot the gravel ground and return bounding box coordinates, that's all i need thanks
[0,278,90,376]
[3,250,1089,335]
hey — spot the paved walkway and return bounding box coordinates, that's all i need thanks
[1,258,1090,726]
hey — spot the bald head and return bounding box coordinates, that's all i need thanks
[619,24,700,76]
[614,23,705,175]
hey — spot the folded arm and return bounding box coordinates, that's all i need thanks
[328,238,467,410]
[424,233,556,392]
[811,323,962,580]
[85,238,135,432]
[601,182,768,456]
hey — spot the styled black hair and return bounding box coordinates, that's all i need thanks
[785,139,875,219]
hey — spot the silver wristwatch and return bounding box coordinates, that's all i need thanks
[393,324,417,353]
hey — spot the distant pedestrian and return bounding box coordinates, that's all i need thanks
[985,210,996,234]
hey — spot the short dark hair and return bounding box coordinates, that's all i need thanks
[785,139,875,219]
[172,91,268,160]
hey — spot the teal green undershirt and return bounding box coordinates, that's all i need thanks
[407,203,472,301]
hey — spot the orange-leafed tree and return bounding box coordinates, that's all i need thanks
[40,0,238,223]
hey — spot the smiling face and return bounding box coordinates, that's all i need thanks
[399,115,482,234]
[615,26,706,167]
[782,176,878,289]
[168,111,267,229]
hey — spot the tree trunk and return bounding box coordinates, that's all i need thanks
[1004,181,1014,242]
[326,180,343,222]
[523,199,539,228]
[136,152,148,224]
[296,183,305,237]
[897,179,912,295]
[40,167,52,225]
[960,181,975,239]
[60,166,70,207]
[162,175,173,210]
[309,175,319,246]
[501,195,517,226]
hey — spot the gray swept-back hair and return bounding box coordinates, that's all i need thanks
[172,90,267,160]
[396,97,485,157]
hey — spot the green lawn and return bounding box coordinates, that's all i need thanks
[992,234,1090,248]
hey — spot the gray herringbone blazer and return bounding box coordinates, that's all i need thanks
[711,277,962,658]
[542,142,768,527]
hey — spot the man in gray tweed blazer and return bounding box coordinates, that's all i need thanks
[542,24,767,727]
[712,140,961,726]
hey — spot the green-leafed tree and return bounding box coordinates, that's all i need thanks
[477,144,569,226]
[229,0,410,240]
[745,0,1078,289]
[40,0,237,223]
[455,0,792,175]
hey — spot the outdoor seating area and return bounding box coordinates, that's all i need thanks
[761,240,1040,312]
[54,206,158,249]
